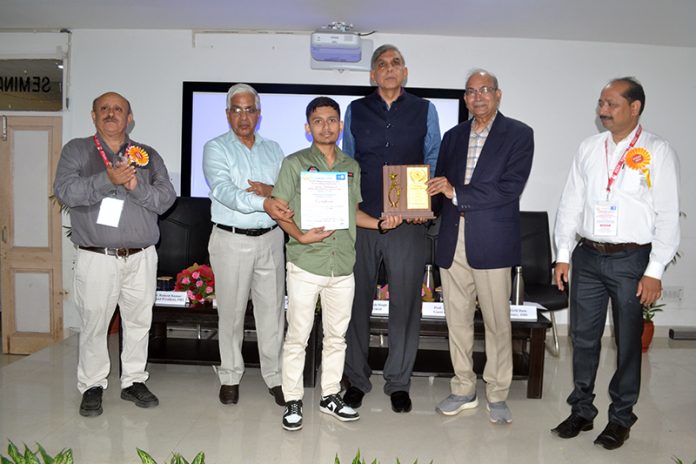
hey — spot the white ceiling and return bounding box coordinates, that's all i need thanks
[1,0,695,48]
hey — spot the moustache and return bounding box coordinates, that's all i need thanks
[102,116,118,123]
[599,116,612,120]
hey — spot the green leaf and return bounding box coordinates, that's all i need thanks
[190,452,205,464]
[53,449,74,464]
[1,457,13,464]
[136,448,158,464]
[35,444,54,464]
[23,445,40,464]
[7,441,23,464]
[335,454,341,464]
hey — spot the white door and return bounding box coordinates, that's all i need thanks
[0,116,63,354]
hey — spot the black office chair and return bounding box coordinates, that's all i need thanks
[519,211,568,356]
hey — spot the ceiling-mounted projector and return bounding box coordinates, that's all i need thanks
[310,31,362,63]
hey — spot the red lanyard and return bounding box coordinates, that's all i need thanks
[604,125,642,193]
[93,135,129,168]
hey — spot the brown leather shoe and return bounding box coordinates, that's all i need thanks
[594,422,630,450]
[219,384,239,404]
[268,385,285,406]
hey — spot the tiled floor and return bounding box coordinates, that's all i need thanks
[1,334,695,463]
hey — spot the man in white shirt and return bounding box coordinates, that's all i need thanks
[203,84,286,407]
[551,77,680,450]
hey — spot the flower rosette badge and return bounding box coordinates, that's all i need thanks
[174,263,215,304]
[625,147,652,188]
[126,145,149,167]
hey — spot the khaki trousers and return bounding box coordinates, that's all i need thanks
[73,246,157,393]
[282,262,354,401]
[440,220,512,403]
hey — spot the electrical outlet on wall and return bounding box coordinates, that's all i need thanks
[661,286,684,303]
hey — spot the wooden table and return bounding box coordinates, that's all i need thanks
[368,311,552,398]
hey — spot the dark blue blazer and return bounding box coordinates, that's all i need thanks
[433,112,534,270]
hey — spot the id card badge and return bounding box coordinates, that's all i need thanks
[593,202,618,237]
[96,197,124,227]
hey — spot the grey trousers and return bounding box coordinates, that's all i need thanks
[343,223,428,395]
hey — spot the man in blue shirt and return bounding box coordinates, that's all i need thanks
[203,84,285,407]
[342,44,441,413]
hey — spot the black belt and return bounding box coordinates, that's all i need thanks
[580,238,650,254]
[79,246,144,257]
[216,223,278,237]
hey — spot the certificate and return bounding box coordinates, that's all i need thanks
[300,171,349,230]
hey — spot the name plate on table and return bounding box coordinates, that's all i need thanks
[510,304,538,321]
[155,291,188,307]
[381,165,435,220]
[372,300,389,316]
[422,302,445,319]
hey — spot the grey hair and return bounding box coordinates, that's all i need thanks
[226,83,261,110]
[465,68,499,89]
[370,44,406,71]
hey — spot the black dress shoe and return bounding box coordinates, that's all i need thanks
[80,386,103,417]
[268,385,285,406]
[390,391,412,413]
[219,384,239,404]
[551,413,594,438]
[594,422,630,450]
[343,386,365,409]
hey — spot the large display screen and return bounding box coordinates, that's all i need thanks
[181,82,467,197]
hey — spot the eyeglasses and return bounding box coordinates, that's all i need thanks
[228,106,259,115]
[464,86,498,97]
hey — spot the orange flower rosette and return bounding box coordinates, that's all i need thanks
[625,147,651,188]
[126,145,149,167]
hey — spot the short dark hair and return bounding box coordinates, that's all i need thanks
[610,77,646,115]
[305,96,340,121]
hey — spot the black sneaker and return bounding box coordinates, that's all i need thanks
[121,382,159,408]
[80,386,103,417]
[319,394,360,422]
[282,400,303,431]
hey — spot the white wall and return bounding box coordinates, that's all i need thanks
[3,30,694,333]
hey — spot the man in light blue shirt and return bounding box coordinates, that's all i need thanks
[203,83,286,407]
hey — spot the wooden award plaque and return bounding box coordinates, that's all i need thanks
[381,164,435,220]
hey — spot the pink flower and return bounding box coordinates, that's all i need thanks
[196,280,203,288]
[187,290,194,298]
[192,271,200,279]
[181,277,190,285]
[206,286,213,294]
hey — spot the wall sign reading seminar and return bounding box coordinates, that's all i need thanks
[0,59,63,111]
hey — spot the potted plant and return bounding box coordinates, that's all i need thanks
[642,302,664,352]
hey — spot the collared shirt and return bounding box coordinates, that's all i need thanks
[554,125,680,279]
[342,96,441,178]
[53,134,176,248]
[202,130,284,229]
[465,114,496,184]
[272,144,362,277]
[453,113,496,205]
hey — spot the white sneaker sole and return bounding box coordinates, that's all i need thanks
[436,397,479,416]
[319,406,360,422]
[282,421,303,431]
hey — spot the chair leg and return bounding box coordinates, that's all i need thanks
[546,312,560,357]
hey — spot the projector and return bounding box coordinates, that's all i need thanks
[310,31,362,62]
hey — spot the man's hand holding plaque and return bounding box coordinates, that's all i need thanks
[381,165,435,220]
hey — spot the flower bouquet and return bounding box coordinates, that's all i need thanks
[174,263,215,304]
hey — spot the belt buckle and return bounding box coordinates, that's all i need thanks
[116,248,129,261]
[595,242,608,254]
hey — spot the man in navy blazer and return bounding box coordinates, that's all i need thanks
[427,69,533,424]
